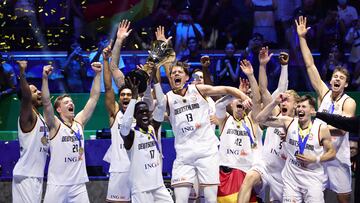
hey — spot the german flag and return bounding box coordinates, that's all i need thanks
[217,168,258,203]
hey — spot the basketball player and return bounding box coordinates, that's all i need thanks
[216,59,262,203]
[296,16,356,203]
[164,61,252,203]
[41,62,102,202]
[120,73,173,203]
[101,20,133,203]
[12,60,48,203]
[238,48,293,203]
[257,94,336,202]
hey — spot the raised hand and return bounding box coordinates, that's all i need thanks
[239,77,250,93]
[17,60,28,74]
[117,19,132,41]
[200,55,210,68]
[279,52,289,65]
[42,65,53,79]
[242,98,253,110]
[91,62,102,74]
[275,93,288,104]
[239,59,254,76]
[258,47,273,66]
[295,16,311,38]
[155,26,172,43]
[125,77,140,99]
[102,45,112,60]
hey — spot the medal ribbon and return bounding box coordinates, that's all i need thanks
[236,118,255,147]
[297,122,312,154]
[59,117,83,155]
[328,102,335,114]
[136,126,162,156]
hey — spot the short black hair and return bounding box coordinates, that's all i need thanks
[299,94,316,108]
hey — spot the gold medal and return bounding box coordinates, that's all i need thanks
[79,147,84,156]
[41,136,48,145]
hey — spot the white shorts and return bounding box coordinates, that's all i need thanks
[251,162,283,202]
[171,152,219,186]
[12,176,43,203]
[282,179,324,203]
[43,183,89,203]
[325,160,352,194]
[132,185,173,203]
[106,172,131,202]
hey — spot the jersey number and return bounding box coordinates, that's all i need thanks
[279,140,284,150]
[186,113,193,122]
[234,138,242,146]
[73,144,79,153]
[150,150,155,159]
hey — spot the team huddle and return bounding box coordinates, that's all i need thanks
[12,17,356,203]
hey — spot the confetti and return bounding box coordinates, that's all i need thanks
[25,45,30,49]
[80,35,85,39]
[11,16,17,20]
[44,13,48,16]
[38,9,43,13]
[0,13,3,18]
[60,17,66,21]
[100,16,104,19]
[1,22,5,27]
[21,37,24,43]
[81,1,86,5]
[134,44,138,49]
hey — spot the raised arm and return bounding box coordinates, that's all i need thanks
[103,45,119,124]
[75,62,102,126]
[151,70,166,133]
[215,95,233,130]
[41,65,60,136]
[327,97,357,136]
[197,84,252,109]
[316,112,359,134]
[271,52,289,99]
[154,26,175,82]
[296,16,328,98]
[200,55,213,85]
[256,93,290,128]
[258,47,274,107]
[240,59,261,121]
[110,20,131,88]
[17,61,37,132]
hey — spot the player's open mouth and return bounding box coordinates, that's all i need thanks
[123,101,130,105]
[68,106,74,112]
[174,78,181,85]
[281,108,288,114]
[298,111,305,118]
[334,83,340,88]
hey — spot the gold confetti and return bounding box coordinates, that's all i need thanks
[96,26,104,30]
[60,29,64,33]
[38,9,43,13]
[4,35,9,39]
[100,16,104,19]
[11,16,17,20]
[21,37,24,43]
[80,35,85,39]
[51,9,56,13]
[141,31,147,35]
[3,0,7,5]
[10,34,14,40]
[60,17,66,21]
[81,1,86,5]
[47,33,53,36]
[25,45,30,49]
[0,42,5,45]
[134,44,138,49]
[24,9,29,13]
[0,13,3,18]
[55,34,59,37]
[1,22,5,27]
[44,13,48,16]
[64,23,69,26]
[48,43,52,46]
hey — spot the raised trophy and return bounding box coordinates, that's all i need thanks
[125,40,174,93]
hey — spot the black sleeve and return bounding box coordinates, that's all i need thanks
[316,112,360,134]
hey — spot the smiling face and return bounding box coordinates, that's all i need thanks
[330,69,349,93]
[296,95,316,123]
[55,95,75,120]
[134,102,151,129]
[170,65,189,90]
[29,85,42,107]
[119,88,132,112]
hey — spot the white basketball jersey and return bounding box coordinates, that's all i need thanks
[219,115,259,172]
[261,126,287,179]
[206,96,216,131]
[128,126,163,193]
[47,120,89,185]
[167,85,219,161]
[106,110,133,173]
[317,90,351,166]
[282,119,326,187]
[13,112,49,178]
